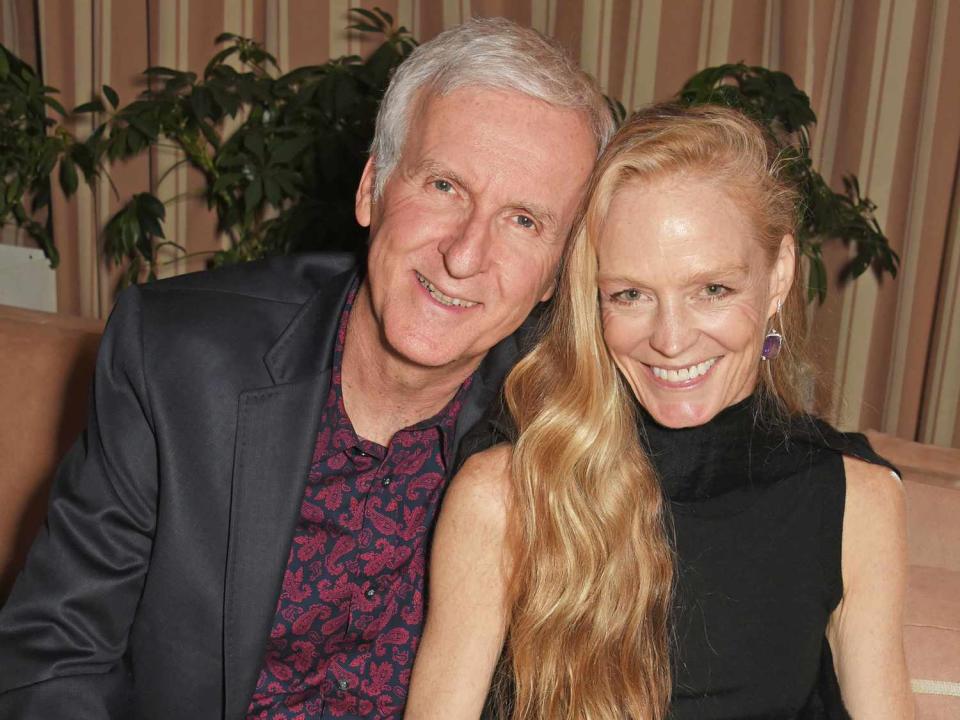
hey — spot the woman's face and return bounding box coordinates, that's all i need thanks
[597,174,793,428]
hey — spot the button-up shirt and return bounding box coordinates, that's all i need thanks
[246,283,472,719]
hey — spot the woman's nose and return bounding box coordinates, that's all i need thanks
[649,301,697,358]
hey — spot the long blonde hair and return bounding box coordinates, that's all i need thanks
[500,103,806,719]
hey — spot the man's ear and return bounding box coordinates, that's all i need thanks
[355,157,376,228]
[768,234,796,318]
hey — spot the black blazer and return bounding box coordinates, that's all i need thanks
[0,253,527,719]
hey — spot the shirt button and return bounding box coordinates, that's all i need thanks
[357,449,368,457]
[365,588,376,599]
[382,476,392,487]
[338,679,348,691]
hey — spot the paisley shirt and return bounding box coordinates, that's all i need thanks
[246,282,472,719]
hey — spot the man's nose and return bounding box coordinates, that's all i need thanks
[649,300,697,358]
[439,209,491,279]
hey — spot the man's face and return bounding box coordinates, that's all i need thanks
[355,86,596,373]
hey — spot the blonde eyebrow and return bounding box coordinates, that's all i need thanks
[597,272,641,285]
[684,264,751,283]
[597,264,751,287]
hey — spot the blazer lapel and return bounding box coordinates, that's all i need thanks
[222,267,357,719]
[223,373,329,719]
[451,328,524,470]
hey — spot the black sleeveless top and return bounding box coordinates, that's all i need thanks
[638,395,896,719]
[475,395,896,719]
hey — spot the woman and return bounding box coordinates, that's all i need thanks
[405,104,912,719]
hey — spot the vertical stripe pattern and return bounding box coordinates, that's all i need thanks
[1,0,959,448]
[833,0,914,429]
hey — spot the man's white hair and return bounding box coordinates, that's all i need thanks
[369,16,615,198]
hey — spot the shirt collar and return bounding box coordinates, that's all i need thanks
[330,278,475,468]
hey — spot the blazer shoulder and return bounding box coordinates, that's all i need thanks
[116,253,358,375]
[139,251,360,306]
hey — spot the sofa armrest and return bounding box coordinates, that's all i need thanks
[0,304,104,602]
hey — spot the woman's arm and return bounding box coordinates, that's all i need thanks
[405,445,513,720]
[827,456,914,719]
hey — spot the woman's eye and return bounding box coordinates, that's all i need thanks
[611,289,643,303]
[432,179,454,193]
[703,284,730,299]
[514,215,535,230]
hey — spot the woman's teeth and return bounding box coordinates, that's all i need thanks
[417,273,477,308]
[651,357,717,382]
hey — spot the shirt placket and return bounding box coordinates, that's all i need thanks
[323,441,397,716]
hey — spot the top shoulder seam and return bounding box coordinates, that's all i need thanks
[140,284,306,305]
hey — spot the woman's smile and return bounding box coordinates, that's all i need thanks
[597,174,783,428]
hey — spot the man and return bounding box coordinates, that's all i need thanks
[0,17,611,720]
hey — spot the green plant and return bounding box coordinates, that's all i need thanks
[5,15,896,303]
[0,44,101,267]
[677,63,898,302]
[78,7,415,284]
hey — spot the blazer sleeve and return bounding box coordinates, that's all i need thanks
[0,286,159,718]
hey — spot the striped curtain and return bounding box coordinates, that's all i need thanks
[1,0,959,448]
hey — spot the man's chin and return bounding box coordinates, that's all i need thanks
[384,334,478,372]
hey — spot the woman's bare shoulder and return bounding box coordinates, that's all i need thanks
[839,455,907,594]
[842,455,905,530]
[443,444,513,528]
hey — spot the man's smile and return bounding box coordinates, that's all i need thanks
[415,271,479,309]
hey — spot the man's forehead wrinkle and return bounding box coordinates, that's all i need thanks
[403,87,595,236]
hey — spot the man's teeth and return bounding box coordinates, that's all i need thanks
[651,357,717,383]
[417,273,477,308]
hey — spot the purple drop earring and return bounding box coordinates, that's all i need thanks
[762,301,783,360]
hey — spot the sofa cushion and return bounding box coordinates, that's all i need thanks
[904,566,960,718]
[866,430,960,718]
[0,304,103,602]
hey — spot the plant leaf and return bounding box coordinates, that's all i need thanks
[244,176,263,210]
[136,192,167,220]
[58,158,79,196]
[43,95,69,116]
[102,84,119,108]
[143,65,185,77]
[73,99,105,114]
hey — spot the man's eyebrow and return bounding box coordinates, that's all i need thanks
[511,201,559,231]
[410,159,469,188]
[412,159,561,231]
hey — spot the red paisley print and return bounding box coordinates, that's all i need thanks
[246,282,471,719]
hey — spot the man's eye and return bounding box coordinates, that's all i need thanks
[432,179,454,193]
[514,215,535,230]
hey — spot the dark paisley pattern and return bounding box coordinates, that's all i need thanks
[246,283,471,719]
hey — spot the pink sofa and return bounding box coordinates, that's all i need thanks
[0,304,103,600]
[867,430,960,719]
[1,305,958,716]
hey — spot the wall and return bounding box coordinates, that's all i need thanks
[1,0,958,446]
